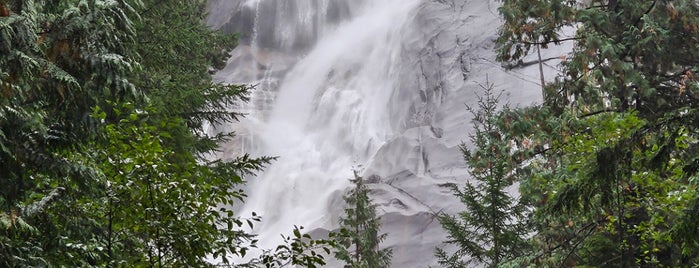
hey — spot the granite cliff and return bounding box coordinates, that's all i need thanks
[206,0,569,266]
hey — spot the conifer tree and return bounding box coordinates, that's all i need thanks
[1,0,334,266]
[0,1,140,265]
[495,0,699,266]
[334,171,392,268]
[436,82,529,268]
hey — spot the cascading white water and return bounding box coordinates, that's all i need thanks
[235,0,422,250]
[207,0,559,266]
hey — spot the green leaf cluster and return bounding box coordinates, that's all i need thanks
[246,225,336,268]
[489,0,699,267]
[1,1,139,265]
[0,0,286,266]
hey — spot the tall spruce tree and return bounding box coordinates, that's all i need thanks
[436,82,529,268]
[334,171,392,268]
[495,0,699,266]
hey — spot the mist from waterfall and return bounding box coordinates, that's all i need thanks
[213,0,422,251]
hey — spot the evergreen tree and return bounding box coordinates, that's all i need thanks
[436,81,529,268]
[93,1,273,264]
[495,0,699,266]
[0,1,140,265]
[334,170,392,268]
[1,0,334,266]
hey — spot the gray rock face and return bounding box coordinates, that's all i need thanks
[207,0,356,52]
[206,0,568,266]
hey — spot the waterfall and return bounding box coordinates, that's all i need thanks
[207,0,556,266]
[230,0,422,250]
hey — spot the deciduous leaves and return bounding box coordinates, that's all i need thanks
[0,0,275,266]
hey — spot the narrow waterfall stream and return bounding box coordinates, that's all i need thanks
[206,0,557,266]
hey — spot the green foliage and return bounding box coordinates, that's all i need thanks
[0,0,287,266]
[496,0,699,266]
[126,0,248,156]
[497,0,577,63]
[436,81,530,268]
[334,171,392,268]
[90,103,263,266]
[0,0,138,205]
[241,225,336,268]
[0,1,139,265]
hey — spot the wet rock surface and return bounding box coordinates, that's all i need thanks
[206,0,569,266]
